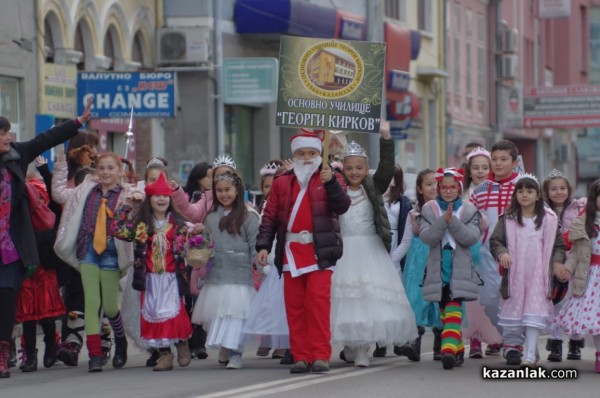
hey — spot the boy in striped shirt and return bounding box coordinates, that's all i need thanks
[470,140,522,365]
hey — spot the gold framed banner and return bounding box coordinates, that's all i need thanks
[276,35,386,133]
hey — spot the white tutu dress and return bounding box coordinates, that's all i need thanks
[243,262,290,348]
[331,187,418,346]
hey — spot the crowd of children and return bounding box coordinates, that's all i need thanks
[3,110,600,380]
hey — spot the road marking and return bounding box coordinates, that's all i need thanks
[191,356,415,398]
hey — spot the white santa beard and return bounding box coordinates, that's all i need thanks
[293,157,322,188]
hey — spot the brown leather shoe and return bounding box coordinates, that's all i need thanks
[153,351,174,371]
[175,341,191,367]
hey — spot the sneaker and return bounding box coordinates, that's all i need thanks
[194,346,208,360]
[226,352,243,369]
[218,347,230,365]
[595,352,600,373]
[88,356,104,373]
[290,360,310,374]
[468,338,483,359]
[485,343,502,356]
[505,350,522,366]
[256,346,271,357]
[455,352,465,367]
[311,359,330,373]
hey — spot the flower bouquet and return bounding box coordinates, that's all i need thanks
[186,231,214,269]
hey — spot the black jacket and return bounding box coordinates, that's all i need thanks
[0,120,80,270]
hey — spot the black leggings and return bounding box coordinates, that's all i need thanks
[0,288,17,341]
[23,319,56,351]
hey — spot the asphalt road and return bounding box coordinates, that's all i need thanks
[1,332,596,398]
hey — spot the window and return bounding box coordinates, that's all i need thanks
[385,0,406,21]
[475,14,486,120]
[582,5,588,72]
[466,9,473,102]
[454,3,461,96]
[225,105,254,187]
[418,0,433,33]
[0,77,20,139]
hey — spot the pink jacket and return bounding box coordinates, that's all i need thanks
[171,187,213,223]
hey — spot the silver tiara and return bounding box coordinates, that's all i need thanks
[260,162,280,176]
[545,168,565,180]
[146,158,165,168]
[214,173,237,183]
[516,173,540,187]
[341,141,367,159]
[213,154,236,170]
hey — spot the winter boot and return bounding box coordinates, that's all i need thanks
[8,339,16,369]
[372,343,387,358]
[195,324,208,359]
[112,336,128,369]
[153,350,174,371]
[43,334,58,368]
[146,349,159,367]
[57,311,84,366]
[280,349,294,365]
[0,341,11,378]
[20,349,38,373]
[175,340,191,367]
[546,339,563,362]
[432,327,443,361]
[567,339,584,360]
[402,326,425,362]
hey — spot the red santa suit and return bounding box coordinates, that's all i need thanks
[282,174,334,364]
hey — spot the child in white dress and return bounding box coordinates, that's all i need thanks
[331,123,417,368]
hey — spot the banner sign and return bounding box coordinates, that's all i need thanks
[77,72,175,118]
[523,85,600,129]
[276,35,386,133]
[538,0,571,19]
[42,64,77,119]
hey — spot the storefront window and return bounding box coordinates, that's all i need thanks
[225,105,254,187]
[0,77,20,139]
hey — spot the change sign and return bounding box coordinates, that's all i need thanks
[77,72,176,118]
[276,35,386,133]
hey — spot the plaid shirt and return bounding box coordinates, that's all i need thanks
[76,183,122,260]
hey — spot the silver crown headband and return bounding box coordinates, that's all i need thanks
[260,162,280,177]
[214,173,237,183]
[516,173,540,188]
[146,158,165,168]
[213,154,237,170]
[341,141,367,159]
[545,168,565,180]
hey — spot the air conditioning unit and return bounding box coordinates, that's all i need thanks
[157,27,210,65]
[501,54,518,79]
[502,28,518,53]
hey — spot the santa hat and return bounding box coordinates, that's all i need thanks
[290,129,323,154]
[145,172,173,197]
[436,167,465,192]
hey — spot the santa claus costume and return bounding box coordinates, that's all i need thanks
[256,131,351,373]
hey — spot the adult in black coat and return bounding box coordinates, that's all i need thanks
[0,97,93,379]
